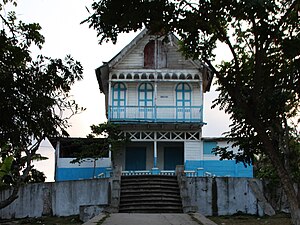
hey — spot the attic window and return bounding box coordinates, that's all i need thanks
[144,40,167,69]
[144,40,155,68]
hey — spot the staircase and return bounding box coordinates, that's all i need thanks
[119,175,183,213]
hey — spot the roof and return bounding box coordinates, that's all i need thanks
[95,29,214,94]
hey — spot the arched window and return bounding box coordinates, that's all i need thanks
[144,40,155,68]
[138,83,154,119]
[112,82,126,118]
[138,83,153,107]
[144,40,167,68]
[176,83,191,120]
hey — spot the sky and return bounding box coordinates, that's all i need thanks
[9,0,232,181]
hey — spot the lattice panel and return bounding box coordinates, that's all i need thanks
[124,131,200,141]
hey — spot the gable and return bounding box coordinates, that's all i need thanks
[110,31,200,70]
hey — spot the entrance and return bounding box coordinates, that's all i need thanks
[125,147,146,170]
[164,147,184,170]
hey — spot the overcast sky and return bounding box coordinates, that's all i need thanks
[10,0,232,181]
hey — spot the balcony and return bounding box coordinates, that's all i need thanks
[108,106,203,123]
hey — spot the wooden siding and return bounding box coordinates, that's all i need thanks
[110,82,202,107]
[113,35,197,70]
[184,141,202,161]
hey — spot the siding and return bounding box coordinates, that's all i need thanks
[113,82,202,107]
[114,35,197,70]
[184,141,202,161]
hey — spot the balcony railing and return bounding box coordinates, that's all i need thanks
[108,105,203,123]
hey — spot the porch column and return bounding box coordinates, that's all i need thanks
[154,81,157,121]
[154,140,157,168]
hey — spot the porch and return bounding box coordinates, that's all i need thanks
[108,105,203,123]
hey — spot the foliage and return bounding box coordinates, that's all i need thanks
[84,0,300,223]
[0,0,83,208]
[70,122,128,165]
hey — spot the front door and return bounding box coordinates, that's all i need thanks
[164,147,184,170]
[125,147,146,170]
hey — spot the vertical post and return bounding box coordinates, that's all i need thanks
[154,140,157,168]
[108,80,112,119]
[152,132,159,175]
[154,81,157,122]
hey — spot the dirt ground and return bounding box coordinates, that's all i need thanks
[0,213,292,225]
[0,216,82,225]
[209,213,292,225]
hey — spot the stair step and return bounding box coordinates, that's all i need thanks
[121,189,180,195]
[120,192,181,198]
[119,175,183,213]
[121,184,179,189]
[119,206,183,213]
[120,198,181,205]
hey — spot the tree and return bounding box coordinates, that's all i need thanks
[0,0,84,209]
[70,122,129,177]
[84,0,300,223]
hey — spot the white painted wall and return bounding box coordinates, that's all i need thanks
[57,158,111,168]
[184,141,202,161]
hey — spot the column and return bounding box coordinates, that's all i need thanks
[154,140,157,168]
[152,132,159,175]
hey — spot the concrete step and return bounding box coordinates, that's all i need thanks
[120,196,181,205]
[121,188,180,195]
[120,192,181,199]
[119,205,183,213]
[121,184,180,191]
[119,175,183,213]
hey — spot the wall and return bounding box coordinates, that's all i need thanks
[186,177,263,216]
[0,177,290,219]
[56,158,111,181]
[0,179,109,219]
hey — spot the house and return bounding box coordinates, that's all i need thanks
[53,29,252,181]
[50,137,111,181]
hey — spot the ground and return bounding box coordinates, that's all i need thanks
[0,216,82,225]
[209,213,291,225]
[0,214,292,225]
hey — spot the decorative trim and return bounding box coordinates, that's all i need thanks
[122,131,201,141]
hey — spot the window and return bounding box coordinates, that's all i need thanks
[138,83,153,107]
[144,40,155,68]
[112,82,126,118]
[138,83,154,118]
[176,83,191,120]
[144,40,167,68]
[176,83,191,107]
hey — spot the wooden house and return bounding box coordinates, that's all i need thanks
[53,29,252,181]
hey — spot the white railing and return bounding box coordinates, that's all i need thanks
[108,105,203,123]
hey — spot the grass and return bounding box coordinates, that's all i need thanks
[0,215,82,225]
[209,213,292,225]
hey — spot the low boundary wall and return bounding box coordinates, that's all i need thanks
[0,179,109,219]
[0,177,289,219]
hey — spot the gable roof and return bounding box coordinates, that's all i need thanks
[95,29,214,95]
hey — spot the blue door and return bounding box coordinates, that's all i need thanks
[125,147,146,170]
[164,147,184,170]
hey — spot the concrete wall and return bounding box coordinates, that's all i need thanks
[0,177,288,219]
[186,177,264,216]
[0,179,109,219]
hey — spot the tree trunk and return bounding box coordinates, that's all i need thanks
[0,185,19,209]
[253,122,300,225]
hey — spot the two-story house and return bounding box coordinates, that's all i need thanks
[53,29,252,181]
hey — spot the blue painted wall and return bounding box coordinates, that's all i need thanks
[56,167,109,181]
[203,141,217,154]
[185,160,253,177]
